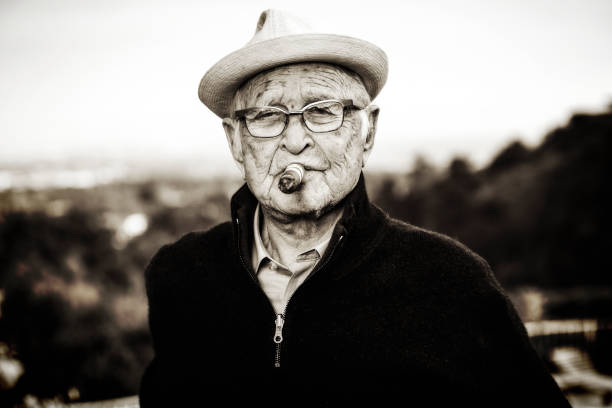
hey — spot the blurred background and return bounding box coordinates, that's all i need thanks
[1,0,611,406]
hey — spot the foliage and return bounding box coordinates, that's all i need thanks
[373,111,612,289]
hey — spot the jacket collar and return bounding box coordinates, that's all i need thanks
[230,173,386,280]
[251,203,333,271]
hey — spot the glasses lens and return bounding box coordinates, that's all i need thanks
[244,108,286,137]
[303,101,344,132]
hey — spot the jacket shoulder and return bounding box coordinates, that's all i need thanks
[383,216,485,263]
[144,221,233,288]
[380,215,502,292]
[380,216,525,338]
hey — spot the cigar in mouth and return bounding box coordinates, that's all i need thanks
[278,163,305,194]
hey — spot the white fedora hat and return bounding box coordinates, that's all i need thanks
[198,9,388,118]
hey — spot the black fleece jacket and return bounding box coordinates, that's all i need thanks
[140,174,570,407]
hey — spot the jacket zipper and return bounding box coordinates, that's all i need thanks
[235,216,345,368]
[271,234,344,368]
[235,217,285,367]
[274,314,284,367]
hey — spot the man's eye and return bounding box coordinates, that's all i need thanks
[251,110,280,120]
[308,107,333,115]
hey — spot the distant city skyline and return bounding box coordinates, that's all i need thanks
[1,0,611,176]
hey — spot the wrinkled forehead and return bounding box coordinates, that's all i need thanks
[234,62,369,109]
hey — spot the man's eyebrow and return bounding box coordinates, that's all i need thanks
[302,94,340,106]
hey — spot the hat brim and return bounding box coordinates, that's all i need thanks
[198,34,388,118]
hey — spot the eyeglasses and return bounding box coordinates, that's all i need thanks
[234,99,362,138]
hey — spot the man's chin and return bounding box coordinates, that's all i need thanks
[266,192,336,221]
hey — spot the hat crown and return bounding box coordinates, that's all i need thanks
[248,9,313,45]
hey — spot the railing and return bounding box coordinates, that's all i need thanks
[65,396,139,408]
[526,319,612,407]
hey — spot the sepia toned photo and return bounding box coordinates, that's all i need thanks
[1,1,611,407]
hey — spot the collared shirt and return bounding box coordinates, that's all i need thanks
[252,204,333,314]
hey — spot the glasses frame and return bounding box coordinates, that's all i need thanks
[234,99,362,138]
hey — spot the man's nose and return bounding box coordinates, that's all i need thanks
[280,114,314,154]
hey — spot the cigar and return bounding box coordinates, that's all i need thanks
[278,163,305,194]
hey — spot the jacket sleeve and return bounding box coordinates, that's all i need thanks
[461,256,571,407]
[139,244,195,407]
[139,245,169,406]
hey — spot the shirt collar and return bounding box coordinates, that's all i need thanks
[232,173,386,281]
[251,203,332,273]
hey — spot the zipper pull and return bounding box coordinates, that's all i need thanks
[274,314,284,344]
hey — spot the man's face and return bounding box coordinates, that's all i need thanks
[224,63,378,218]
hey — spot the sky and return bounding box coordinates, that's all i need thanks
[1,0,611,176]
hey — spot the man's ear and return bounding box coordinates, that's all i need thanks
[361,104,379,167]
[222,118,246,179]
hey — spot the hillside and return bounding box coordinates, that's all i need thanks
[374,110,611,289]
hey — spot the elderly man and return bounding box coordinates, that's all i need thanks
[140,10,569,407]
